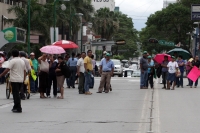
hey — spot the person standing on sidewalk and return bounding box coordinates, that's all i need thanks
[77,52,86,94]
[0,50,26,113]
[189,56,200,88]
[67,52,77,88]
[146,56,154,89]
[166,56,178,90]
[161,56,169,89]
[97,53,114,93]
[84,50,93,95]
[30,52,39,93]
[90,54,96,88]
[176,55,185,88]
[47,55,58,98]
[140,51,148,89]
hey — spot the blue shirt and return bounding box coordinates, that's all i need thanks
[162,60,169,72]
[68,57,78,67]
[148,60,154,73]
[177,59,185,73]
[100,58,114,71]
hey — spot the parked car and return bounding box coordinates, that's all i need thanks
[112,59,123,77]
[132,69,141,77]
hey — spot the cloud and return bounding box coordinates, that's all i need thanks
[115,0,163,31]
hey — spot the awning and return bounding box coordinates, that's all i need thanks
[90,41,115,46]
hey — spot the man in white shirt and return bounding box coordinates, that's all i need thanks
[167,56,178,90]
[0,50,26,113]
[77,52,86,94]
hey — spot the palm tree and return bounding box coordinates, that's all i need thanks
[92,7,119,40]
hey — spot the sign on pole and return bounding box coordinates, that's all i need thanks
[191,4,200,20]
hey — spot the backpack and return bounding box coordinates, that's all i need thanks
[61,63,71,78]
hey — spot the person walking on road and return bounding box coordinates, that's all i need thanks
[30,52,39,93]
[140,51,148,89]
[146,56,154,89]
[97,53,114,93]
[166,56,178,90]
[84,50,93,95]
[77,52,86,94]
[67,52,77,88]
[176,55,185,88]
[38,54,49,98]
[189,56,200,88]
[55,56,66,99]
[161,56,169,89]
[0,49,26,113]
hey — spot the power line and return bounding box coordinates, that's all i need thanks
[118,0,125,6]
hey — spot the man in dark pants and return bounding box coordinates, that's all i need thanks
[47,55,57,98]
[0,50,26,113]
[161,56,169,89]
[77,52,86,94]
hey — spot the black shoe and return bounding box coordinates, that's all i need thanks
[89,87,93,89]
[21,97,25,100]
[67,86,70,89]
[186,84,189,86]
[96,91,102,93]
[79,92,84,94]
[110,88,112,91]
[72,86,75,89]
[12,109,22,113]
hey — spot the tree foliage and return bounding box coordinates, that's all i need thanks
[140,1,198,53]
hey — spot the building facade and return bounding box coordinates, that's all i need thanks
[91,0,115,11]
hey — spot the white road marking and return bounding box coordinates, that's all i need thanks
[154,83,161,133]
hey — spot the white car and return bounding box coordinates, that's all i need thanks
[132,70,141,77]
[112,59,123,77]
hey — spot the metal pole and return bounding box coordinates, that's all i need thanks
[81,22,83,52]
[54,0,57,42]
[61,21,64,40]
[1,15,3,30]
[28,0,30,55]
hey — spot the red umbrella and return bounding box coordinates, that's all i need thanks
[154,54,172,64]
[52,40,78,49]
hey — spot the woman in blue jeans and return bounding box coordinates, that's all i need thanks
[67,53,77,88]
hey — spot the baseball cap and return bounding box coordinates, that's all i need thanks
[106,53,111,56]
[147,55,152,59]
[30,52,35,56]
[143,51,147,54]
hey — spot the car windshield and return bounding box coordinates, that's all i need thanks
[112,60,121,65]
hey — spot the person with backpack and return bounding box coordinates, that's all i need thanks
[77,52,86,94]
[55,56,66,99]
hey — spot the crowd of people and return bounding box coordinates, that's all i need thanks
[0,49,115,113]
[140,51,199,90]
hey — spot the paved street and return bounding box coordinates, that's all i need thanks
[0,77,200,133]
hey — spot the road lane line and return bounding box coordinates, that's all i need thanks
[154,82,161,133]
[0,102,13,109]
[137,89,151,133]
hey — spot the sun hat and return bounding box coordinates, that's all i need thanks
[30,52,35,56]
[147,55,152,58]
[106,53,111,56]
[143,51,147,54]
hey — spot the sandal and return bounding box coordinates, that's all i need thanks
[57,96,64,99]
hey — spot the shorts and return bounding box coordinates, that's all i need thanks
[167,73,176,81]
[56,75,65,88]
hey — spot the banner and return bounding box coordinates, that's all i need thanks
[187,66,200,82]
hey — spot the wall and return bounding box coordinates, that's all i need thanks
[91,0,115,11]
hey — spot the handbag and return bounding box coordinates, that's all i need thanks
[176,69,181,77]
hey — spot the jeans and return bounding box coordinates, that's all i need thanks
[30,76,36,92]
[11,82,22,111]
[78,72,85,93]
[162,71,168,87]
[90,76,94,88]
[176,72,184,87]
[140,70,148,87]
[84,72,91,92]
[47,74,57,96]
[189,78,199,87]
[69,66,77,87]
[66,78,70,87]
[0,68,5,84]
[146,73,153,88]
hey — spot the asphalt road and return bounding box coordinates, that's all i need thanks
[0,77,200,133]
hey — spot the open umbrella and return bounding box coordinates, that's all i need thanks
[52,40,78,49]
[167,48,191,59]
[154,54,172,64]
[40,45,65,54]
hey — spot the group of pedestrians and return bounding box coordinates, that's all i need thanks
[140,51,200,90]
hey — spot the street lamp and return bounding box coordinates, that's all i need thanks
[193,22,200,56]
[53,0,69,42]
[69,13,83,41]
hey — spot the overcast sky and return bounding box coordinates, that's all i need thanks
[115,0,163,31]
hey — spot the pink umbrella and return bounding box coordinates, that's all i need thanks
[52,40,78,49]
[154,54,172,64]
[40,45,65,54]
